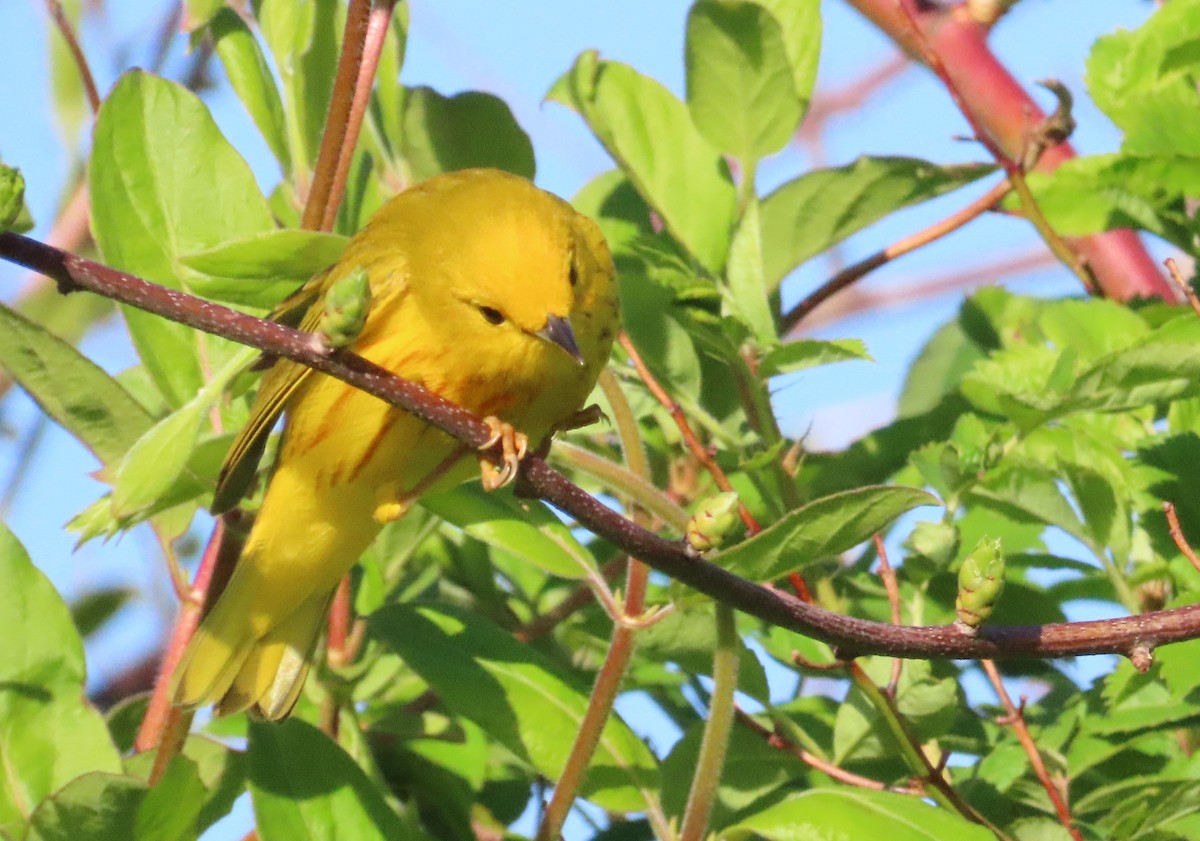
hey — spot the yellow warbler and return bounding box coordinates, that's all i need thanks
[171,168,619,719]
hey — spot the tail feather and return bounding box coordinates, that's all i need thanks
[172,567,333,718]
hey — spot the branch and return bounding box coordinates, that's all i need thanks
[301,0,373,229]
[781,177,1012,332]
[44,0,100,115]
[981,660,1083,841]
[843,0,1175,301]
[8,232,1200,661]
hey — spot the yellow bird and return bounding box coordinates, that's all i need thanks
[170,168,619,719]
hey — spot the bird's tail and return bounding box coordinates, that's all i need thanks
[170,567,333,721]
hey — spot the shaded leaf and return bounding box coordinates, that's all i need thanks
[371,604,660,812]
[403,87,535,181]
[421,485,598,581]
[685,0,803,162]
[724,788,994,840]
[0,301,153,464]
[249,719,418,841]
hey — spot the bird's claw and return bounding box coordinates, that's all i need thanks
[479,417,528,491]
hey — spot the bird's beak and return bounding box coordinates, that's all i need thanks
[537,313,585,366]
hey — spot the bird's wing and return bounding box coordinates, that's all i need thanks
[211,271,331,513]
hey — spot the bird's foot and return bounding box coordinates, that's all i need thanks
[479,417,528,491]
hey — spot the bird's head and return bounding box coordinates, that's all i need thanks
[394,170,616,380]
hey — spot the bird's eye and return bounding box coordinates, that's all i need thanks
[478,305,505,325]
[569,263,579,287]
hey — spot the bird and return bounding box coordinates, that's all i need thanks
[170,168,619,720]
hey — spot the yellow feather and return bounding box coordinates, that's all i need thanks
[171,169,619,718]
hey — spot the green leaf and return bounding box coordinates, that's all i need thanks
[24,773,146,841]
[109,346,257,519]
[402,87,535,181]
[761,157,994,290]
[634,606,770,702]
[421,485,598,580]
[249,719,417,841]
[0,526,122,828]
[1087,0,1200,156]
[0,301,154,464]
[256,0,338,174]
[724,788,995,840]
[210,7,291,171]
[898,318,988,418]
[1016,153,1200,247]
[548,53,737,272]
[723,197,778,347]
[70,587,134,638]
[371,604,661,812]
[133,756,206,841]
[125,735,248,836]
[759,338,870,378]
[181,229,348,282]
[753,0,821,114]
[714,485,940,581]
[110,402,204,519]
[89,70,275,407]
[970,464,1089,547]
[685,0,804,162]
[183,0,224,30]
[833,660,960,763]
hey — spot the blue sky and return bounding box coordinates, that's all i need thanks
[0,1,1161,837]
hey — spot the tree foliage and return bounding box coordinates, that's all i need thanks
[4,1,1200,840]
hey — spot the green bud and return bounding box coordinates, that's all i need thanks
[0,164,33,234]
[955,537,1005,630]
[319,266,372,348]
[686,491,742,552]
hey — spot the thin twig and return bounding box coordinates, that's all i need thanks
[1164,501,1200,576]
[873,534,903,696]
[619,333,761,535]
[1165,258,1200,318]
[136,515,240,780]
[847,660,1008,836]
[981,660,1083,841]
[781,178,1012,331]
[514,557,626,643]
[735,708,917,792]
[44,0,100,114]
[12,233,1200,660]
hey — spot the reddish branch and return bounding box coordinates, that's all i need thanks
[981,660,1083,841]
[735,707,918,793]
[843,0,1175,302]
[300,0,373,229]
[619,332,761,535]
[873,534,903,695]
[9,232,1200,661]
[1163,502,1200,577]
